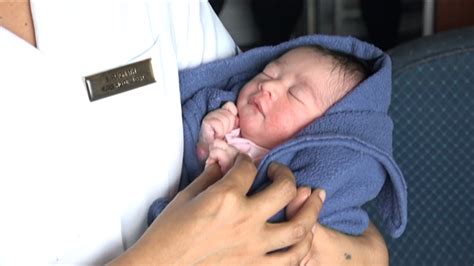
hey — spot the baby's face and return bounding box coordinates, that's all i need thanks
[237,47,338,149]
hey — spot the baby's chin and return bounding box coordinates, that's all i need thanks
[238,119,252,140]
[239,121,258,141]
[239,125,271,149]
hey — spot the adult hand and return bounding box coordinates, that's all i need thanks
[110,154,325,265]
[286,188,389,266]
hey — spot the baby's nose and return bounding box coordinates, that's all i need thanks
[259,79,283,98]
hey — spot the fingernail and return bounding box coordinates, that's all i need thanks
[301,186,311,197]
[318,189,326,203]
[267,162,277,173]
[312,224,317,234]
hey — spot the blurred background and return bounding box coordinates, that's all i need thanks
[210,0,474,51]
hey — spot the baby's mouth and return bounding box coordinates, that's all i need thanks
[249,97,263,114]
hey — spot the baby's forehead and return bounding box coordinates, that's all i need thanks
[275,47,337,70]
[276,46,321,61]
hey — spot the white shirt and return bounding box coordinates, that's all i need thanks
[0,0,235,264]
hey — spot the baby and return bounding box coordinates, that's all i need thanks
[197,45,369,172]
[148,35,407,245]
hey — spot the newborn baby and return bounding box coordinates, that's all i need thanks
[197,45,368,172]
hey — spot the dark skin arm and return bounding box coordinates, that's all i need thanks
[111,155,388,265]
[109,154,324,265]
[305,221,388,265]
[287,187,389,266]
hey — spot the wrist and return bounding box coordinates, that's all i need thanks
[107,227,188,265]
[311,223,379,265]
[362,223,389,265]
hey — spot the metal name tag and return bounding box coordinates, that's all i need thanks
[84,58,155,101]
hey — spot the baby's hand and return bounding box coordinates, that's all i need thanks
[206,139,240,173]
[197,102,239,161]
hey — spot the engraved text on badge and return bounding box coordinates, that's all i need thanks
[84,58,155,101]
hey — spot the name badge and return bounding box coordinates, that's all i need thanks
[84,58,156,101]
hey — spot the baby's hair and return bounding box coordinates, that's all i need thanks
[305,44,370,83]
[303,44,370,104]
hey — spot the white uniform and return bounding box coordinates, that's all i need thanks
[0,0,235,264]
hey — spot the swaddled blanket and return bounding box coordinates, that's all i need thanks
[149,35,407,238]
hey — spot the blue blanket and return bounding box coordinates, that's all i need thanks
[148,34,407,238]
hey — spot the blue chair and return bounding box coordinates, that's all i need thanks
[370,26,474,265]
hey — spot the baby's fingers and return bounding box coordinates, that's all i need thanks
[207,140,239,173]
[221,101,238,116]
[203,112,234,139]
[197,142,210,161]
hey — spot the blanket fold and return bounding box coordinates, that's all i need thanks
[148,34,407,238]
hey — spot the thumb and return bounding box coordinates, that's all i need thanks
[200,122,216,145]
[180,163,223,201]
[196,142,210,161]
[222,101,238,116]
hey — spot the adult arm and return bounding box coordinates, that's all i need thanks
[307,221,388,266]
[109,154,326,265]
[287,187,389,266]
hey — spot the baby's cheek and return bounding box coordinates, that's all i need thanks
[265,117,297,143]
[240,116,268,145]
[239,117,259,139]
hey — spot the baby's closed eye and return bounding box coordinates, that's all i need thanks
[289,87,305,103]
[262,64,279,79]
